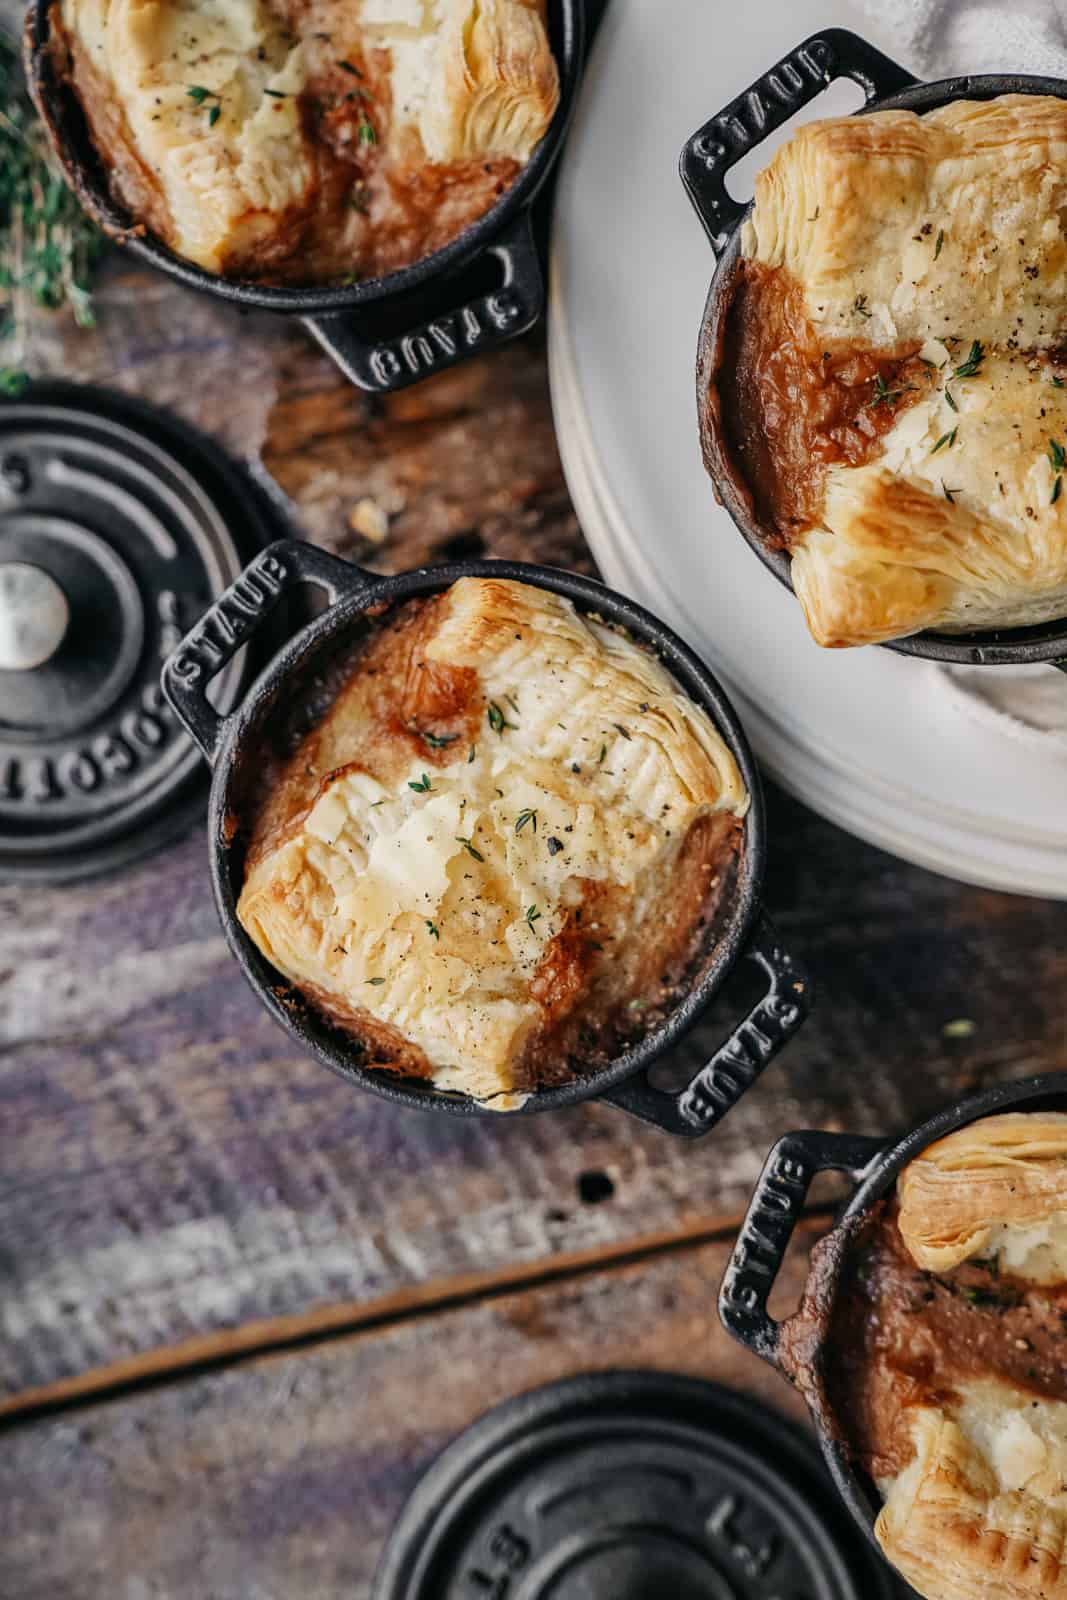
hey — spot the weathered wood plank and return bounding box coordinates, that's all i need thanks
[0,1228,819,1600]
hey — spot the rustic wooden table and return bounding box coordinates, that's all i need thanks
[3,160,1067,1598]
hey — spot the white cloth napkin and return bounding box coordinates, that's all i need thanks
[855,0,1067,78]
[853,0,1067,749]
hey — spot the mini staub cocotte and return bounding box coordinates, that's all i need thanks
[710,94,1067,647]
[54,0,559,284]
[236,576,749,1109]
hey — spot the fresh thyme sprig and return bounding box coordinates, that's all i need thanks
[0,32,101,380]
[187,85,222,127]
[868,373,913,411]
[953,340,985,379]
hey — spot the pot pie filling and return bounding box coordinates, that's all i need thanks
[711,95,1067,647]
[52,0,559,283]
[782,1112,1067,1600]
[236,578,748,1110]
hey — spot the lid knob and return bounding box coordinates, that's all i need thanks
[0,562,71,671]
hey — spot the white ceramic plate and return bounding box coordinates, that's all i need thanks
[549,0,1067,898]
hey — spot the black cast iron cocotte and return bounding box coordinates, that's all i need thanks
[719,1072,1067,1565]
[161,538,811,1136]
[682,26,1067,667]
[26,0,583,394]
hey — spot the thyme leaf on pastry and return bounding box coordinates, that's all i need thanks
[419,729,459,749]
[869,374,914,411]
[1053,375,1066,389]
[1049,438,1066,471]
[941,481,961,504]
[455,836,484,861]
[367,976,386,986]
[425,920,440,940]
[853,293,872,318]
[944,387,959,412]
[187,85,222,126]
[1053,475,1062,505]
[931,427,957,454]
[525,905,542,927]
[487,701,515,734]
[408,773,433,793]
[358,115,376,147]
[515,809,538,834]
[953,340,985,379]
[934,228,945,259]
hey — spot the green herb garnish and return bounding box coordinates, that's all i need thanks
[467,745,476,764]
[487,701,514,735]
[0,32,102,357]
[869,373,912,410]
[945,387,959,413]
[931,427,957,454]
[1054,476,1062,506]
[456,836,484,862]
[358,115,376,147]
[1053,375,1066,389]
[934,228,945,259]
[1049,439,1066,471]
[367,977,386,986]
[854,293,872,318]
[408,773,433,793]
[598,744,607,764]
[263,89,287,99]
[953,340,985,379]
[942,481,961,504]
[525,905,541,928]
[187,85,222,126]
[425,920,440,940]
[515,809,538,835]
[420,729,459,750]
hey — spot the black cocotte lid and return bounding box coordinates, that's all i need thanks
[373,1371,901,1599]
[0,381,286,883]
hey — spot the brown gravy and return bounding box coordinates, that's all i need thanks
[716,262,931,543]
[240,596,743,1093]
[791,1200,1067,1484]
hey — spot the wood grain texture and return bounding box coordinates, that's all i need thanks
[2,212,1067,1407]
[0,1227,818,1600]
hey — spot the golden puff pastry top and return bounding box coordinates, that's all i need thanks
[877,1382,1067,1600]
[237,578,748,1108]
[742,96,1067,354]
[737,95,1067,646]
[60,0,558,276]
[897,1111,1067,1281]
